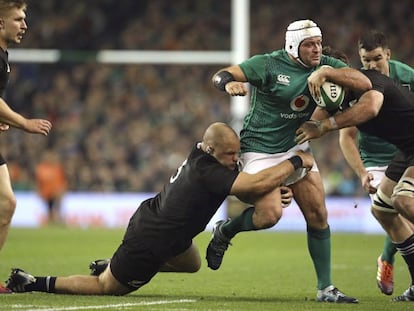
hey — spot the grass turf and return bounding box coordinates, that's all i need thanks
[0,227,412,310]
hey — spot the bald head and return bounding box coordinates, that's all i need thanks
[203,122,238,148]
[201,122,240,170]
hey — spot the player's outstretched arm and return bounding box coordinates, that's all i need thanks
[0,99,52,135]
[24,119,52,136]
[295,90,383,144]
[308,66,372,99]
[230,151,313,201]
[212,65,248,96]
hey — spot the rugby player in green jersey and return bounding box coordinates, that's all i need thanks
[338,30,414,296]
[207,19,370,303]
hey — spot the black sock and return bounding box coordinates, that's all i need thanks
[394,234,414,286]
[25,276,57,293]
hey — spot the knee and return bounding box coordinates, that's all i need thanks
[186,260,201,273]
[303,204,327,227]
[254,208,282,229]
[0,194,16,225]
[391,177,414,219]
[98,271,134,296]
[184,251,202,273]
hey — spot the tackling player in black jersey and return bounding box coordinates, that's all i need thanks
[5,122,312,296]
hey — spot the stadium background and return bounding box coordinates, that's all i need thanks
[3,0,413,230]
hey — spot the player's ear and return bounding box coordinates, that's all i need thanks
[385,48,391,61]
[206,146,213,154]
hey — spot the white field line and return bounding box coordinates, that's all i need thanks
[11,299,197,311]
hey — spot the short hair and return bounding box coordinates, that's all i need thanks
[0,0,27,17]
[322,46,349,65]
[358,30,388,51]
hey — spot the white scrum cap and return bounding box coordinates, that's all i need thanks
[285,19,322,59]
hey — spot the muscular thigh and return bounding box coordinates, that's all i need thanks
[0,164,14,198]
[386,151,414,198]
[378,176,396,198]
[161,242,201,272]
[392,166,414,210]
[254,187,283,212]
[290,171,327,226]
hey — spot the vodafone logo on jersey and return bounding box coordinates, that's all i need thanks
[290,95,309,112]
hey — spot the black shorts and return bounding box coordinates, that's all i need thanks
[0,153,5,165]
[385,151,414,182]
[110,241,163,290]
[110,207,192,291]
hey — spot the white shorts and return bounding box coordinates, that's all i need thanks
[240,142,318,186]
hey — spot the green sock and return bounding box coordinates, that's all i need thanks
[307,225,332,290]
[221,207,257,239]
[381,235,397,264]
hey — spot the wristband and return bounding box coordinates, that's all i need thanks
[213,71,235,91]
[328,116,338,129]
[287,155,303,170]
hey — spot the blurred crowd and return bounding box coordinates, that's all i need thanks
[2,0,414,196]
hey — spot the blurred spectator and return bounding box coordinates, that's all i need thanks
[35,151,67,225]
[2,0,414,196]
[4,63,230,193]
[8,160,31,191]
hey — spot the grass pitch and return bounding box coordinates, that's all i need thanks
[0,227,412,310]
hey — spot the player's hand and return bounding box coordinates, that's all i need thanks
[307,65,329,99]
[0,123,10,132]
[280,186,293,208]
[295,120,327,144]
[294,150,314,171]
[24,119,52,136]
[225,81,248,96]
[361,171,376,194]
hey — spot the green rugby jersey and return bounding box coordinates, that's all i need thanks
[358,59,414,167]
[239,49,346,154]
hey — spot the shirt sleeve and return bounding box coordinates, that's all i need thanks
[363,69,386,93]
[197,157,239,196]
[239,54,268,87]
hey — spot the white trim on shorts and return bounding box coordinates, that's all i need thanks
[240,142,318,185]
[365,166,387,201]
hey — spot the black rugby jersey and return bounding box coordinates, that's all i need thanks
[0,48,9,97]
[353,69,414,155]
[130,143,239,255]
